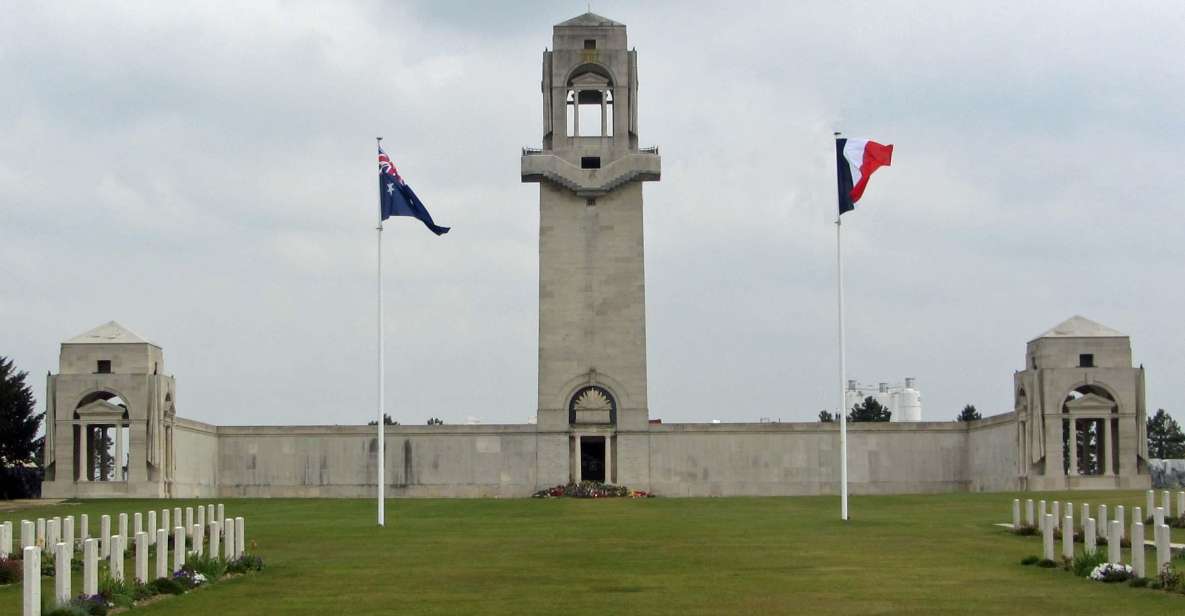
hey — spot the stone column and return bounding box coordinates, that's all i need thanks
[1062,514,1074,560]
[235,517,245,558]
[116,422,126,481]
[1042,514,1054,561]
[575,436,583,483]
[1108,520,1121,564]
[99,515,110,558]
[83,538,98,595]
[135,532,148,583]
[55,541,70,607]
[1084,518,1096,554]
[1132,522,1145,578]
[79,514,88,541]
[1156,524,1171,572]
[1102,417,1114,476]
[147,511,156,545]
[208,521,219,560]
[600,90,607,138]
[223,518,234,560]
[1067,418,1078,475]
[155,529,168,579]
[77,422,89,482]
[604,436,613,484]
[109,534,123,582]
[23,546,40,616]
[573,90,580,137]
[172,527,184,573]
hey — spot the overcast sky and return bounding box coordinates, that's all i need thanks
[2,1,1183,427]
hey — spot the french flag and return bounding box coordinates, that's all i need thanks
[836,137,893,215]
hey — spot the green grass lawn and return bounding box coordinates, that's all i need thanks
[2,490,1184,614]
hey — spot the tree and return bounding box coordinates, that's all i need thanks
[818,410,834,423]
[1147,409,1185,459]
[0,356,42,465]
[956,405,982,422]
[848,396,891,422]
[367,413,398,426]
[427,417,444,425]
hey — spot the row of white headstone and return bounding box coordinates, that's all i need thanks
[1011,493,1178,579]
[1,503,227,561]
[5,508,247,616]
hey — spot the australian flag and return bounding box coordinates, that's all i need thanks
[378,145,449,235]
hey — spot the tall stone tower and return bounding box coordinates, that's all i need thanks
[522,12,660,488]
[1014,315,1150,490]
[41,321,178,498]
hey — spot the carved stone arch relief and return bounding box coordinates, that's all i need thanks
[569,385,617,425]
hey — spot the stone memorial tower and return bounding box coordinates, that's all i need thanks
[522,12,660,488]
[1014,315,1150,490]
[41,321,178,498]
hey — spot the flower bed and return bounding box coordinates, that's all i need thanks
[532,481,653,499]
[1089,562,1133,583]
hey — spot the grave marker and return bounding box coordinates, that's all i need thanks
[55,541,70,607]
[0,521,10,558]
[1132,522,1145,578]
[135,532,148,583]
[1154,506,1165,527]
[83,539,98,595]
[118,513,128,547]
[1025,499,1034,527]
[173,527,185,573]
[1108,520,1121,564]
[155,529,168,579]
[100,515,111,557]
[186,507,194,537]
[1042,514,1054,561]
[224,518,235,560]
[62,517,74,552]
[1038,500,1047,531]
[193,524,203,556]
[1081,503,1090,531]
[208,521,220,561]
[134,512,143,539]
[1163,490,1172,518]
[235,517,245,557]
[109,534,124,582]
[1156,523,1171,572]
[1146,490,1155,518]
[1084,518,1097,554]
[1011,499,1020,528]
[148,510,157,545]
[1062,514,1074,560]
[1097,505,1107,539]
[1115,505,1125,540]
[79,514,89,541]
[21,520,35,549]
[23,546,40,616]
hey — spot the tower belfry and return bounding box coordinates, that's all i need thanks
[522,12,660,487]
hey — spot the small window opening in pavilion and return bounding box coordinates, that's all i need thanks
[97,360,111,374]
[1079,353,1094,367]
[577,90,603,136]
[584,39,596,49]
[581,157,601,169]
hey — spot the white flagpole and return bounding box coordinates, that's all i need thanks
[376,136,386,528]
[837,213,848,521]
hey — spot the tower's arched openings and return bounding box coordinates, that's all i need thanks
[1061,384,1119,476]
[565,65,614,138]
[72,390,131,482]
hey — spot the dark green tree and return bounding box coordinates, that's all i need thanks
[427,417,444,425]
[1147,409,1185,459]
[367,413,398,426]
[956,404,982,422]
[818,410,834,423]
[0,356,42,465]
[848,396,891,422]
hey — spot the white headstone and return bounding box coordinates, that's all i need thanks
[197,505,206,528]
[44,518,57,555]
[1052,501,1061,525]
[1062,514,1074,560]
[1042,514,1055,561]
[21,520,35,549]
[192,524,203,556]
[1154,506,1165,527]
[1084,518,1097,555]
[109,534,123,582]
[224,518,235,560]
[208,521,220,561]
[1038,500,1047,531]
[1065,502,1073,527]
[217,504,225,524]
[1012,499,1020,528]
[1146,490,1155,518]
[23,546,40,616]
[118,513,128,546]
[135,532,148,583]
[36,518,45,553]
[1156,523,1171,572]
[55,541,71,607]
[147,510,157,545]
[173,508,182,532]
[1132,522,1146,578]
[161,509,170,536]
[1108,520,1122,564]
[1115,505,1125,539]
[1163,490,1172,518]
[1133,506,1143,530]
[155,529,168,579]
[185,507,194,537]
[1081,503,1090,531]
[62,517,74,552]
[1097,505,1108,539]
[99,515,111,558]
[82,538,98,595]
[0,521,10,558]
[207,504,215,525]
[172,527,185,573]
[134,512,143,539]
[1025,499,1035,527]
[1179,492,1185,519]
[235,517,245,558]
[79,514,89,541]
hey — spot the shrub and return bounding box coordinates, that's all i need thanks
[1037,559,1057,568]
[1089,563,1132,582]
[1130,576,1150,588]
[1158,564,1182,591]
[184,553,226,582]
[0,557,21,584]
[52,595,109,616]
[1010,525,1039,536]
[1020,555,1039,565]
[1072,550,1108,577]
[43,605,91,616]
[226,553,265,574]
[148,576,186,595]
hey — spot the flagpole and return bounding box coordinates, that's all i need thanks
[835,131,849,522]
[837,213,848,522]
[376,136,386,528]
